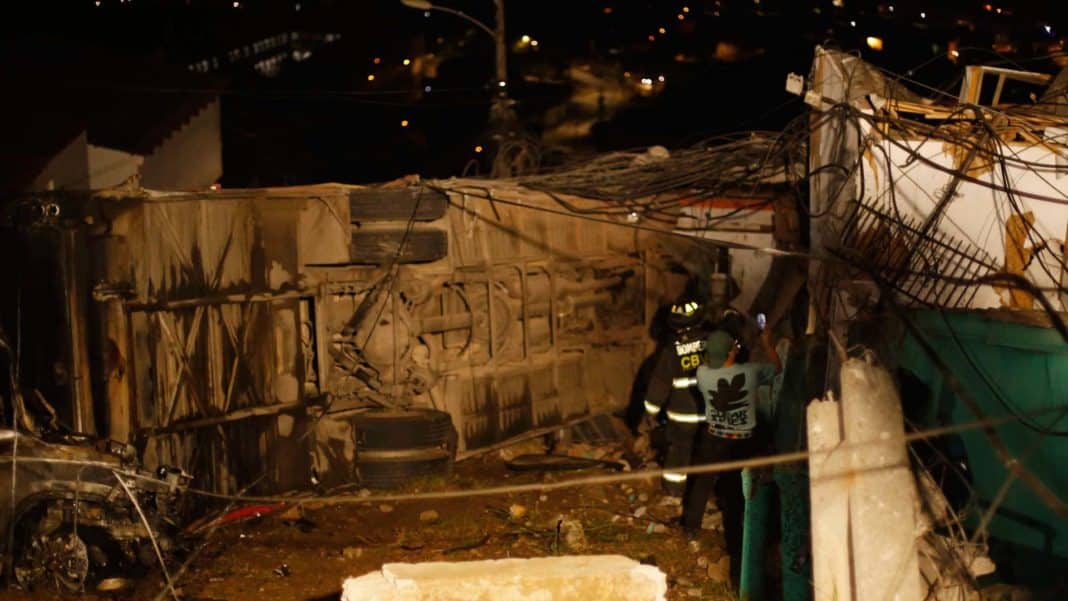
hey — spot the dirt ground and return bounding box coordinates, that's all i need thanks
[0,442,736,601]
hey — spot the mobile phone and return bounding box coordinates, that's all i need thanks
[756,313,766,331]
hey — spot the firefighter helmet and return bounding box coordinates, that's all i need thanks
[667,297,704,330]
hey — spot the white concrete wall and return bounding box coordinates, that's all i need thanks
[88,144,143,189]
[857,118,1068,311]
[30,132,89,191]
[140,98,222,190]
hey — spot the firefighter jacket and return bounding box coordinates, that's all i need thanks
[643,325,713,421]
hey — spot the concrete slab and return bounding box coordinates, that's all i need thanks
[341,555,667,601]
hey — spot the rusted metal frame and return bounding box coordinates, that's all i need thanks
[141,401,305,436]
[519,264,529,359]
[930,238,969,307]
[127,289,308,312]
[391,286,400,392]
[206,308,224,417]
[913,231,954,305]
[219,303,262,412]
[147,202,240,427]
[486,276,496,360]
[454,410,600,461]
[151,204,196,282]
[157,309,212,427]
[60,227,95,434]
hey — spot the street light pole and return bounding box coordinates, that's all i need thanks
[400,0,514,127]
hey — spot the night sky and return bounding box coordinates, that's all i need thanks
[5,0,1068,188]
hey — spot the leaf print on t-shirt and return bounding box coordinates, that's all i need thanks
[709,373,748,411]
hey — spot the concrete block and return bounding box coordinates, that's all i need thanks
[841,358,922,601]
[807,396,852,601]
[341,555,667,601]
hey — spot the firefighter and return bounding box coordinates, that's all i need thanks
[642,295,715,496]
[675,324,782,584]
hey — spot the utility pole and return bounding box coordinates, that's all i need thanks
[401,0,518,134]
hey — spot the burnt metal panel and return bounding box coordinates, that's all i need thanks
[348,187,448,222]
[350,228,447,264]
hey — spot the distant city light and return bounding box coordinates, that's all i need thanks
[95,0,100,5]
[424,10,431,17]
[677,13,685,20]
[657,74,666,82]
[295,3,301,11]
[403,58,411,66]
[832,0,844,6]
[682,6,690,13]
[1045,25,1054,35]
[866,36,884,51]
[850,20,856,27]
[521,35,531,43]
[232,0,240,7]
[920,11,926,18]
[424,85,432,92]
[400,119,410,127]
[367,74,375,81]
[373,57,381,64]
[648,34,656,42]
[658,27,666,34]
[603,6,613,15]
[530,40,539,47]
[474,145,484,153]
[983,3,992,10]
[498,80,507,88]
[888,5,894,12]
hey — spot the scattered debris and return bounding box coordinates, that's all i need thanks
[279,506,303,521]
[97,577,134,593]
[442,534,491,555]
[701,512,722,531]
[506,454,622,472]
[687,588,702,597]
[707,556,730,583]
[379,504,394,513]
[633,506,647,519]
[419,510,440,523]
[558,519,587,552]
[343,547,364,560]
[508,504,528,520]
[274,564,291,578]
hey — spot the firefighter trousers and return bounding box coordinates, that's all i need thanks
[661,388,704,491]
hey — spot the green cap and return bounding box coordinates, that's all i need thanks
[705,331,733,366]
